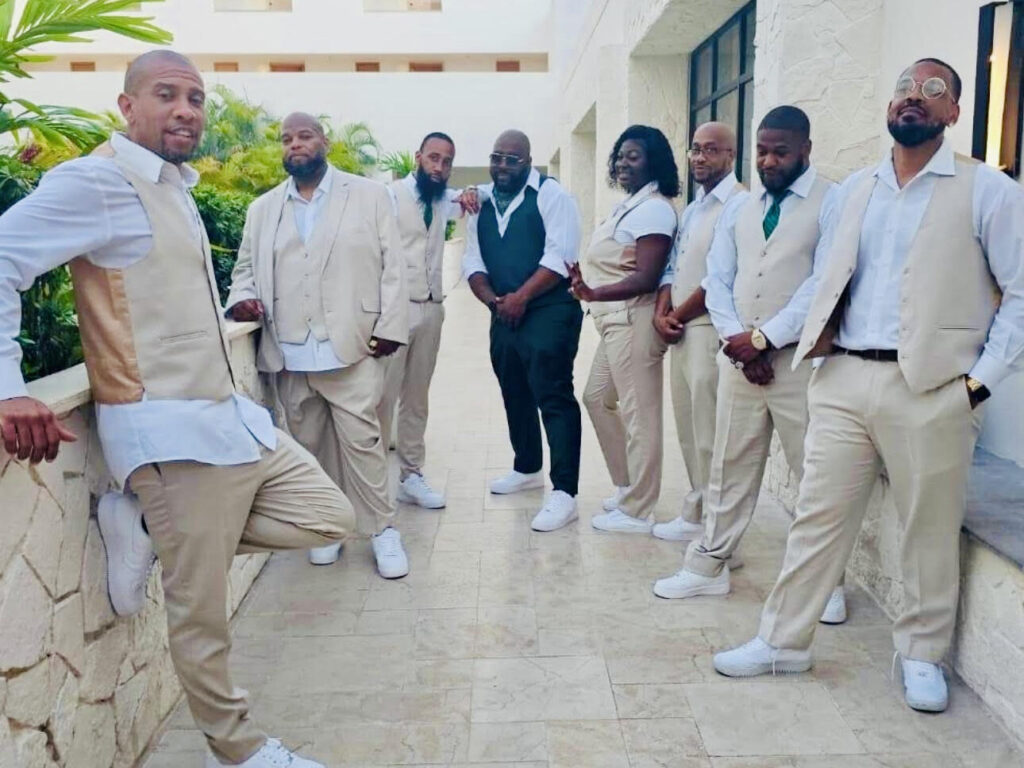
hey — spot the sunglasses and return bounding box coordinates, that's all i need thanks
[490,153,524,167]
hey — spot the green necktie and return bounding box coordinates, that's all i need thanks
[762,192,786,239]
[423,202,433,230]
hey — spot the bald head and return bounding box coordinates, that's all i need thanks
[280,112,329,183]
[689,121,737,191]
[282,112,325,138]
[490,129,532,194]
[124,50,199,95]
[494,129,531,159]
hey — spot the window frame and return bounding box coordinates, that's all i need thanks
[973,1,1024,179]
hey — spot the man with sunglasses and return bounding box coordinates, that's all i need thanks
[463,129,584,532]
[714,59,1024,713]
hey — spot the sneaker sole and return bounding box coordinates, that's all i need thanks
[592,523,653,534]
[905,695,948,713]
[490,478,545,495]
[653,582,730,599]
[378,567,409,579]
[308,546,342,566]
[714,658,812,677]
[396,489,446,509]
[818,613,847,625]
[532,511,579,532]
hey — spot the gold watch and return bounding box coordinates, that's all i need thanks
[965,376,984,393]
[751,328,768,351]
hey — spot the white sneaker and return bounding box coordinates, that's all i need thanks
[397,473,446,509]
[308,542,342,566]
[591,508,652,534]
[713,636,812,677]
[97,492,155,617]
[489,470,544,495]
[651,515,704,541]
[207,737,324,767]
[372,527,409,579]
[531,491,578,532]
[819,586,847,625]
[653,567,730,599]
[602,485,630,512]
[901,658,948,712]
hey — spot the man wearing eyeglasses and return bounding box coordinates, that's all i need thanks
[463,129,584,532]
[651,122,745,544]
[714,59,1024,713]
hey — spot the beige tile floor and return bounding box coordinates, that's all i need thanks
[143,284,1024,767]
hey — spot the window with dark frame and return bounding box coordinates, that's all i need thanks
[269,62,305,73]
[974,1,1024,179]
[356,61,381,72]
[687,1,756,199]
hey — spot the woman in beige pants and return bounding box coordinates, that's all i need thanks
[569,125,680,533]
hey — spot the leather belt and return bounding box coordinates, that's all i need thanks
[833,345,898,362]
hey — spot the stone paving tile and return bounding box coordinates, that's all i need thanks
[142,285,1022,767]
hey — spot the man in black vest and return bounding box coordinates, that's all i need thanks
[463,129,584,532]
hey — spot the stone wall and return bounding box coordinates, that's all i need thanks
[0,324,270,768]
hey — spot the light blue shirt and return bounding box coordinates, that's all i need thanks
[661,171,740,288]
[703,165,837,347]
[278,171,347,373]
[0,133,275,486]
[832,139,1024,389]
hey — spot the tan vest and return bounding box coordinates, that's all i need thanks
[670,181,745,326]
[390,179,446,302]
[272,197,331,344]
[796,156,999,394]
[69,143,234,405]
[732,176,832,331]
[583,189,675,318]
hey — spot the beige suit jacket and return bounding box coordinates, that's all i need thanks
[227,166,408,373]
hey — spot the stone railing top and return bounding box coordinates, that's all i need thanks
[25,320,261,416]
[967,448,1024,570]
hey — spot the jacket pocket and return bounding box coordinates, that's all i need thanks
[160,330,209,345]
[361,297,381,313]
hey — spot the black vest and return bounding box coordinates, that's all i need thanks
[478,177,573,309]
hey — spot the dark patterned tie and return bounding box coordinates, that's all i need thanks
[423,202,433,230]
[762,192,786,239]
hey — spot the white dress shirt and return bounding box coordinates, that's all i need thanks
[277,171,347,373]
[463,168,581,280]
[0,133,275,486]
[833,139,1024,389]
[661,172,739,288]
[602,181,677,245]
[703,165,837,346]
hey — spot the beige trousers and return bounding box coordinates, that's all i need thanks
[685,346,811,575]
[760,355,982,662]
[128,430,354,764]
[668,323,720,524]
[378,300,445,480]
[583,301,667,519]
[278,357,393,534]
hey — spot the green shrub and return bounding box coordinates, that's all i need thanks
[192,184,255,302]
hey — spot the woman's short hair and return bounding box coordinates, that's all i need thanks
[607,125,680,198]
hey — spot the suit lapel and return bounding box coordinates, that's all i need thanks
[309,167,350,273]
[260,182,289,307]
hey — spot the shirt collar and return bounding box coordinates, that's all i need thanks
[759,164,817,202]
[874,137,956,189]
[110,132,199,188]
[285,166,333,201]
[696,171,739,204]
[480,167,541,200]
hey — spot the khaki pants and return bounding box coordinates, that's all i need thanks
[378,300,445,481]
[583,301,667,519]
[668,322,720,524]
[278,357,392,534]
[760,355,982,662]
[128,430,354,764]
[685,346,811,576]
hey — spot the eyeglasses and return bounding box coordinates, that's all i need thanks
[687,146,726,159]
[489,152,524,167]
[893,76,949,101]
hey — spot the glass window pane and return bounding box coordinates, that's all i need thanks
[695,104,712,129]
[739,80,753,183]
[694,46,713,101]
[716,89,739,132]
[742,10,755,74]
[716,22,741,87]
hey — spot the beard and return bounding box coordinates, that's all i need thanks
[887,118,945,148]
[283,151,327,181]
[415,166,448,203]
[158,139,196,166]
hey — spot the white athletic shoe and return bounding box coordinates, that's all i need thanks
[653,567,730,599]
[531,490,578,532]
[651,515,704,542]
[713,636,813,677]
[901,658,948,712]
[372,526,409,579]
[97,491,155,617]
[207,737,324,767]
[489,470,545,495]
[601,485,630,512]
[397,473,446,509]
[308,542,342,566]
[819,586,848,625]
[591,508,652,534]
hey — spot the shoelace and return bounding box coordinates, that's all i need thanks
[891,651,943,684]
[376,531,402,557]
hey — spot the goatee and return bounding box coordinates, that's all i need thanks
[887,119,945,148]
[415,166,448,203]
[283,155,327,181]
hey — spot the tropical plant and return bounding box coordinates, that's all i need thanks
[378,149,416,179]
[332,121,379,171]
[192,184,255,301]
[196,85,277,162]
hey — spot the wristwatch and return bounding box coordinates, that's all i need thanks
[751,328,770,351]
[965,376,991,404]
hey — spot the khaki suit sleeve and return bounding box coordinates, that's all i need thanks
[225,202,260,312]
[371,185,409,344]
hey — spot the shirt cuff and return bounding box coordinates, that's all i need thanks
[0,364,29,401]
[759,316,798,349]
[715,319,745,339]
[968,351,1011,392]
[659,273,673,288]
[539,254,570,278]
